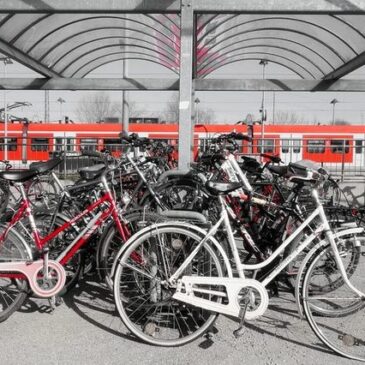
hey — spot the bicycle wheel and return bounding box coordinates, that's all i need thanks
[285,218,359,290]
[114,224,224,346]
[302,236,365,361]
[27,176,58,211]
[98,211,164,288]
[0,226,32,322]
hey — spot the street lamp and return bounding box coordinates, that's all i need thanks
[330,98,338,125]
[57,97,66,121]
[194,97,201,125]
[259,59,268,153]
[0,57,13,160]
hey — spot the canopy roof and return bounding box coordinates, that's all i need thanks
[0,11,365,81]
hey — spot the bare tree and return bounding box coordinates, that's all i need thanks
[274,110,304,124]
[111,100,144,119]
[76,92,116,122]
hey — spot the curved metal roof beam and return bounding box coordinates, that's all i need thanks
[198,17,356,63]
[148,14,180,36]
[333,15,365,37]
[199,37,333,71]
[198,16,359,58]
[79,57,177,79]
[197,27,345,66]
[199,14,365,51]
[74,54,178,78]
[49,36,178,71]
[197,14,236,37]
[39,26,177,64]
[0,14,14,29]
[60,44,178,75]
[8,14,53,44]
[331,14,365,39]
[197,14,221,34]
[200,52,314,79]
[199,44,325,76]
[199,36,334,73]
[24,15,179,55]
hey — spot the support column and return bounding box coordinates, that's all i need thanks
[122,60,129,133]
[178,0,194,169]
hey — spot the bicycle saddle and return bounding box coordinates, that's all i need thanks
[0,169,38,182]
[205,181,243,195]
[78,164,106,181]
[29,157,62,174]
[268,165,288,177]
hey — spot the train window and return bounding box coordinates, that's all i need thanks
[330,140,349,153]
[80,138,97,151]
[307,140,325,153]
[0,138,17,151]
[55,138,75,152]
[281,139,289,153]
[263,139,274,153]
[293,139,301,153]
[31,138,49,152]
[104,139,122,152]
[355,140,363,154]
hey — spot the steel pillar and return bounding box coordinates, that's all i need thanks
[178,0,194,169]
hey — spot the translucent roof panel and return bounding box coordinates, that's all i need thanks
[197,14,365,79]
[1,13,365,80]
[0,13,180,77]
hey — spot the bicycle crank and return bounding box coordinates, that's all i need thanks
[173,276,269,320]
[0,260,66,298]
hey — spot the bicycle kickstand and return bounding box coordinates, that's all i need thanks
[233,289,250,339]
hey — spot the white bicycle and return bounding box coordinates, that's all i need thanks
[113,177,365,361]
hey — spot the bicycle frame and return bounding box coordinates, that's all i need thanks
[0,176,129,281]
[169,189,365,318]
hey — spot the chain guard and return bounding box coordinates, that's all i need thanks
[173,276,269,320]
[0,260,66,298]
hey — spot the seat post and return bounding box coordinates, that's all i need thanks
[16,182,27,202]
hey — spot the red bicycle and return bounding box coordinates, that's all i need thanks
[0,154,130,322]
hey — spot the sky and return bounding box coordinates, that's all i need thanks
[2,57,365,125]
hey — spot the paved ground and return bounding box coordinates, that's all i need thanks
[0,276,361,365]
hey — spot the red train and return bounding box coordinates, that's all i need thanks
[0,122,363,167]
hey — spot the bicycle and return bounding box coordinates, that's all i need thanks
[113,174,365,361]
[0,159,130,322]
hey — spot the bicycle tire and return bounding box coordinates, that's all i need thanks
[114,224,224,346]
[302,240,365,361]
[98,211,164,288]
[27,176,58,211]
[0,225,32,322]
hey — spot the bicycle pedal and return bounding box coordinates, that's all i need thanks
[199,335,214,349]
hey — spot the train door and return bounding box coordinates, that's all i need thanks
[27,133,53,161]
[54,133,76,154]
[354,138,364,170]
[280,134,302,164]
[253,134,280,158]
